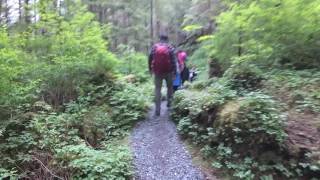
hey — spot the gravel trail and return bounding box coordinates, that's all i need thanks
[130,102,205,180]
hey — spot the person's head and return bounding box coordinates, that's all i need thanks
[178,51,187,62]
[159,34,169,42]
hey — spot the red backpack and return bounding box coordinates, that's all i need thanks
[152,43,172,75]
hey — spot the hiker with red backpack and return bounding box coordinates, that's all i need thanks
[149,35,177,116]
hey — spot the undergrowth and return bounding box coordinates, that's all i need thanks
[0,80,152,179]
[172,68,320,179]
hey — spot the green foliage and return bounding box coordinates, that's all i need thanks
[217,92,286,145]
[188,41,213,80]
[174,0,320,179]
[173,83,285,146]
[55,144,132,180]
[172,82,237,143]
[110,82,152,126]
[0,80,151,179]
[197,35,215,42]
[0,0,153,178]
[181,4,320,177]
[211,0,320,69]
[116,45,149,82]
[172,81,289,178]
[188,79,215,90]
[0,168,18,179]
[265,69,320,112]
[0,29,29,106]
[32,4,117,106]
[183,24,203,32]
[173,69,319,179]
[223,63,264,92]
[84,0,152,52]
[0,0,118,109]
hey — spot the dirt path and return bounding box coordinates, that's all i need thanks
[130,102,205,180]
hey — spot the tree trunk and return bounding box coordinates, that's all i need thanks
[208,0,214,32]
[98,4,103,23]
[53,0,57,10]
[156,20,160,37]
[154,0,161,37]
[0,0,3,24]
[25,0,31,24]
[150,0,154,46]
[34,0,37,23]
[238,30,242,57]
[19,0,23,22]
[4,0,9,25]
[123,12,129,45]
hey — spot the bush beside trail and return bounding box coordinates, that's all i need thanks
[0,79,152,179]
[172,74,320,179]
[175,1,320,178]
[0,1,153,178]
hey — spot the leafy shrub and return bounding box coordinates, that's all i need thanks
[223,63,264,92]
[0,1,117,109]
[55,144,132,180]
[0,1,154,179]
[34,8,118,107]
[265,69,320,112]
[173,83,285,147]
[172,82,237,144]
[110,82,152,127]
[172,85,288,178]
[188,41,213,80]
[211,0,320,69]
[215,92,286,148]
[188,79,216,90]
[0,29,30,107]
[0,168,18,179]
[0,79,151,179]
[116,45,148,80]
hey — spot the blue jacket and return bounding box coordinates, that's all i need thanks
[173,73,182,86]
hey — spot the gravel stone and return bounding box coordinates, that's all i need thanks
[130,102,205,180]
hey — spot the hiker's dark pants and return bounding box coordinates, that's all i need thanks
[173,86,179,92]
[154,73,173,115]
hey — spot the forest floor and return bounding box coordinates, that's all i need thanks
[283,110,320,158]
[267,84,320,160]
[130,102,210,180]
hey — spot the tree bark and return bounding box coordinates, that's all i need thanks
[150,0,154,46]
[98,4,103,23]
[4,0,9,25]
[0,0,3,24]
[53,0,57,10]
[25,0,31,24]
[154,0,160,37]
[19,0,23,22]
[58,0,62,15]
[238,30,242,57]
[208,0,214,32]
[34,0,37,22]
[237,0,242,57]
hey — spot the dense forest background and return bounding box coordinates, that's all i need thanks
[0,0,319,179]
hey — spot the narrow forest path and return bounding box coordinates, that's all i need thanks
[130,102,206,180]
